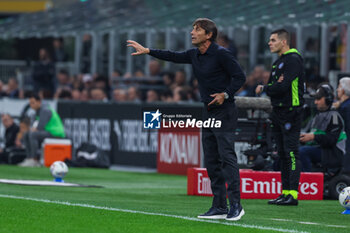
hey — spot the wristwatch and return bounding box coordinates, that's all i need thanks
[223,92,229,99]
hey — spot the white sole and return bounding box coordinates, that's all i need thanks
[197,214,227,219]
[226,209,245,221]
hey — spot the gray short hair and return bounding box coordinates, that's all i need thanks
[339,77,350,96]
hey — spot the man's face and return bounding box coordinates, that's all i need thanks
[337,83,344,99]
[148,60,160,76]
[128,87,137,100]
[91,89,106,101]
[314,97,328,111]
[113,89,126,102]
[268,34,284,54]
[39,49,47,60]
[29,98,41,110]
[1,115,12,128]
[57,73,69,84]
[53,40,61,48]
[8,79,17,90]
[191,25,211,47]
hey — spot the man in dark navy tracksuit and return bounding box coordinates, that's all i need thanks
[127,18,246,220]
[256,29,305,206]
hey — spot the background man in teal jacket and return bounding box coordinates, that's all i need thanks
[19,93,65,167]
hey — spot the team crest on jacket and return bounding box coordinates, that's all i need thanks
[279,62,284,69]
[285,122,291,130]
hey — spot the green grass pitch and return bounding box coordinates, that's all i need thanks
[0,165,349,233]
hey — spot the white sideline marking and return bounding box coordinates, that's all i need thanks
[327,225,349,228]
[270,218,348,228]
[0,179,82,186]
[298,222,318,225]
[0,194,307,233]
[270,218,292,222]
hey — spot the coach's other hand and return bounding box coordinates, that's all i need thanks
[208,93,225,106]
[127,40,150,55]
[255,85,264,95]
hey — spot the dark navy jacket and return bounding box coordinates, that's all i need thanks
[149,42,246,104]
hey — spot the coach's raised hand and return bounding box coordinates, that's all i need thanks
[127,40,150,55]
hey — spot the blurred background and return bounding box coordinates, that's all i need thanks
[0,0,349,170]
[0,0,349,101]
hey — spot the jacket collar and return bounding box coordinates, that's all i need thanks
[196,42,217,55]
[282,48,301,56]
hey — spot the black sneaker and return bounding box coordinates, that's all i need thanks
[268,194,285,205]
[226,203,245,221]
[197,207,228,219]
[277,194,298,206]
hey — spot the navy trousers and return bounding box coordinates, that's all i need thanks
[202,103,240,208]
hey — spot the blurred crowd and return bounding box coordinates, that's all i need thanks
[0,63,327,103]
[0,33,327,103]
[0,34,347,171]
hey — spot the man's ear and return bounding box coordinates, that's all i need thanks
[282,39,288,46]
[206,32,213,40]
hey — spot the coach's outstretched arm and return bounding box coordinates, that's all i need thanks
[127,40,150,55]
[128,40,191,64]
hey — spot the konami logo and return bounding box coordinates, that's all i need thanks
[187,168,324,200]
[159,133,199,165]
[157,127,201,175]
